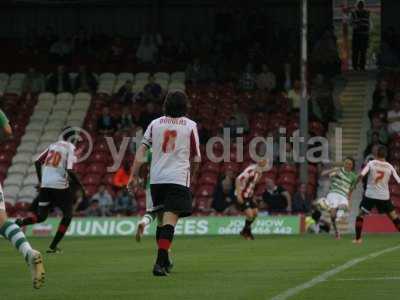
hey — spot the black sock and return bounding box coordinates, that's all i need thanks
[355,216,364,240]
[244,218,255,233]
[331,215,338,234]
[156,226,162,242]
[50,217,71,250]
[392,218,400,232]
[156,225,174,267]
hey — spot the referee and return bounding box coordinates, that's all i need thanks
[351,0,371,71]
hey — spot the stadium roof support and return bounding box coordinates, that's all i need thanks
[299,0,308,184]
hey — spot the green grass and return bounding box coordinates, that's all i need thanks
[1,235,399,300]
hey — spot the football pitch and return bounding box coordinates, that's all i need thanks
[1,235,399,300]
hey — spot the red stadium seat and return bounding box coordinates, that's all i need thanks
[390,184,400,197]
[5,202,15,215]
[198,172,218,185]
[102,173,114,186]
[277,173,297,186]
[74,163,87,174]
[89,151,111,164]
[280,183,296,195]
[85,185,98,197]
[82,174,103,186]
[196,197,212,211]
[14,202,30,212]
[196,185,214,198]
[201,161,221,174]
[86,163,106,175]
[278,163,298,175]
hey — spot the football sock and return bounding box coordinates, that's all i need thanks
[330,215,338,234]
[0,220,33,262]
[244,217,255,232]
[49,217,71,250]
[156,225,162,242]
[19,214,39,226]
[392,218,400,232]
[355,216,364,240]
[156,224,174,266]
[140,213,154,227]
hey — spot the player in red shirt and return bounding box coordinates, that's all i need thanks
[235,159,268,240]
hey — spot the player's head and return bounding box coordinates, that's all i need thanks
[164,90,187,118]
[61,126,76,142]
[376,145,387,160]
[357,0,365,10]
[343,157,355,171]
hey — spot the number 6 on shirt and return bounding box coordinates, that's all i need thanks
[162,130,177,153]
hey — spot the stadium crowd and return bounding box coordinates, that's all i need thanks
[0,22,346,218]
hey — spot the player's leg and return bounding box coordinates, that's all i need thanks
[0,210,45,289]
[329,207,340,239]
[16,189,51,226]
[47,189,73,253]
[353,197,373,243]
[153,211,178,276]
[247,208,258,240]
[136,188,157,242]
[381,200,400,232]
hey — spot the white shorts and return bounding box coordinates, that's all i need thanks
[0,184,4,211]
[326,192,349,209]
[145,188,155,212]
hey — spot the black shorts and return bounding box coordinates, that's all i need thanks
[150,184,192,217]
[239,198,258,211]
[360,196,396,214]
[38,187,74,216]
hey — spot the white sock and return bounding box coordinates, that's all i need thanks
[139,213,154,227]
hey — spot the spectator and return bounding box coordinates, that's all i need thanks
[364,132,384,158]
[261,178,292,213]
[118,106,136,132]
[74,65,98,93]
[387,98,400,135]
[136,35,158,64]
[372,79,394,113]
[138,102,160,131]
[109,37,124,63]
[367,116,389,145]
[238,63,256,91]
[212,170,237,213]
[225,103,249,134]
[115,80,134,104]
[256,64,276,92]
[90,185,113,216]
[49,37,73,64]
[186,58,204,84]
[97,107,117,135]
[112,161,131,190]
[287,79,301,110]
[292,183,311,214]
[22,67,45,97]
[114,189,136,215]
[85,199,103,217]
[46,65,72,93]
[144,74,162,102]
[73,189,89,214]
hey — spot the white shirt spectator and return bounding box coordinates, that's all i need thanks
[387,107,400,134]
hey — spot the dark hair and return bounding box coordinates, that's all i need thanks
[344,157,355,170]
[61,126,76,142]
[377,145,387,159]
[357,0,364,9]
[164,91,187,118]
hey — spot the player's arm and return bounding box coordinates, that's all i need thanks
[128,143,149,188]
[235,177,244,204]
[321,167,340,177]
[0,109,12,139]
[34,149,49,185]
[190,125,201,184]
[391,166,400,184]
[68,170,85,196]
[356,162,371,185]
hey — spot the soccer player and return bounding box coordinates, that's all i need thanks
[354,146,400,243]
[16,127,84,253]
[0,109,45,289]
[235,159,268,240]
[318,157,358,239]
[135,148,159,242]
[128,91,201,276]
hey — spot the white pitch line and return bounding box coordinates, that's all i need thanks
[334,277,400,281]
[270,245,400,300]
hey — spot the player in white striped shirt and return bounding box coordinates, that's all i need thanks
[354,146,400,243]
[235,159,268,240]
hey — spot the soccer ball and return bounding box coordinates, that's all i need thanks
[316,197,329,211]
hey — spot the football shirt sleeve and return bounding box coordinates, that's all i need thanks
[360,161,371,177]
[67,145,77,170]
[0,109,9,128]
[391,166,400,184]
[190,124,201,163]
[142,122,153,147]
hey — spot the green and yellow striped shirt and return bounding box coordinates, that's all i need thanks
[329,168,358,197]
